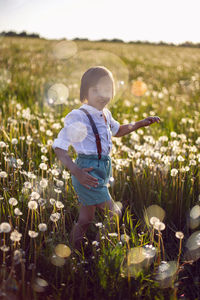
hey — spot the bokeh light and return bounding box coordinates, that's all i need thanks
[185,231,200,262]
[131,80,147,97]
[46,83,69,106]
[65,121,88,143]
[0,69,11,92]
[189,204,200,229]
[155,261,178,288]
[52,40,77,60]
[64,49,129,105]
[51,254,66,267]
[54,243,71,258]
[144,204,166,224]
[32,277,49,293]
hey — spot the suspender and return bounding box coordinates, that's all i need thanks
[79,108,102,160]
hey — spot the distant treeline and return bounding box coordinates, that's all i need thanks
[1,31,200,48]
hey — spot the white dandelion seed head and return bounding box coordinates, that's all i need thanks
[28,200,38,210]
[0,222,11,233]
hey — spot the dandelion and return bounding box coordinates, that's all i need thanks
[28,230,39,238]
[10,229,22,242]
[39,163,47,170]
[50,212,60,222]
[150,217,160,226]
[24,181,32,189]
[154,221,165,231]
[50,198,56,205]
[56,201,64,209]
[9,197,18,206]
[170,168,178,177]
[30,191,40,200]
[177,155,184,162]
[28,200,38,210]
[14,208,23,216]
[38,223,47,232]
[0,245,10,252]
[0,171,8,178]
[0,222,11,233]
[39,178,48,188]
[175,232,184,239]
[11,138,18,145]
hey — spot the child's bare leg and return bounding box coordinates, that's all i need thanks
[70,203,96,250]
[95,198,122,241]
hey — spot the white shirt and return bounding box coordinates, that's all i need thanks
[52,103,120,155]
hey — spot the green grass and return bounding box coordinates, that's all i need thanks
[0,37,200,299]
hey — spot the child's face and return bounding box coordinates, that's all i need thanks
[87,76,113,111]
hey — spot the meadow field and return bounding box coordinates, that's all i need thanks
[0,37,200,299]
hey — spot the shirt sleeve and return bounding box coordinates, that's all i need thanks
[52,110,78,152]
[107,109,120,136]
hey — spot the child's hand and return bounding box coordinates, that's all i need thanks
[142,116,160,127]
[75,167,99,190]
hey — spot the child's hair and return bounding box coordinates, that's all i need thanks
[80,66,115,103]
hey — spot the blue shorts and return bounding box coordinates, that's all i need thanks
[71,154,112,206]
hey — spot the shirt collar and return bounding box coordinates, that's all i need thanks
[80,103,105,115]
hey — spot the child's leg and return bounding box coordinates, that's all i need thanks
[70,203,96,250]
[95,198,122,241]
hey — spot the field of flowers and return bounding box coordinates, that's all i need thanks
[0,37,200,299]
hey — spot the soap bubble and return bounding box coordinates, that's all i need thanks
[65,121,88,143]
[54,244,71,258]
[144,204,166,225]
[64,49,129,104]
[32,277,48,293]
[0,69,11,91]
[155,261,178,288]
[51,254,66,267]
[121,247,146,277]
[52,40,77,60]
[185,231,200,262]
[46,83,69,106]
[189,205,200,229]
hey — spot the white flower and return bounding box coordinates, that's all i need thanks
[28,200,38,210]
[0,171,8,178]
[14,208,23,216]
[50,212,60,222]
[28,230,39,238]
[92,241,99,246]
[39,178,48,188]
[10,229,22,242]
[39,163,47,170]
[175,232,184,239]
[150,217,160,226]
[0,222,11,233]
[38,223,47,232]
[30,191,40,200]
[9,197,18,206]
[108,232,118,237]
[11,138,18,145]
[170,168,178,177]
[56,201,64,209]
[154,221,165,231]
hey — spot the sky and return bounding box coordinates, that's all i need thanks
[0,0,199,44]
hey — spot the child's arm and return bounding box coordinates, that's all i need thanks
[54,148,98,189]
[114,116,160,137]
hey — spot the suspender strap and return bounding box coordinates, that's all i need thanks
[79,108,102,160]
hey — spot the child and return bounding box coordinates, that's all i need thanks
[52,66,160,250]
